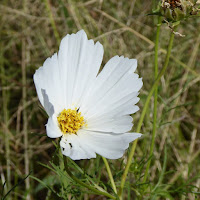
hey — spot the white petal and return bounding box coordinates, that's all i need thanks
[33,53,64,113]
[85,92,140,120]
[58,30,104,108]
[34,30,103,113]
[78,130,142,159]
[60,134,96,160]
[35,89,54,117]
[34,30,144,160]
[86,115,133,133]
[81,56,143,119]
[46,114,63,138]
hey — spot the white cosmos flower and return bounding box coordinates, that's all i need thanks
[34,30,143,160]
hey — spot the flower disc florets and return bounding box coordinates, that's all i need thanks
[57,108,85,134]
[160,0,198,21]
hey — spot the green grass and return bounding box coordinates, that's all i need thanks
[0,0,200,199]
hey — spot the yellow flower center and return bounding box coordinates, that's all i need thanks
[57,108,85,134]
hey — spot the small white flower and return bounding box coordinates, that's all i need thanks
[34,30,143,160]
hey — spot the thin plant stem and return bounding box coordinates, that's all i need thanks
[118,24,179,199]
[22,39,30,199]
[143,16,162,183]
[102,157,117,194]
[44,0,60,45]
[94,9,200,78]
[63,158,117,200]
[22,1,30,198]
[152,145,168,192]
[0,38,11,197]
[68,158,109,194]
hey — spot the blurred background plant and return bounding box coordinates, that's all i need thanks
[0,0,200,199]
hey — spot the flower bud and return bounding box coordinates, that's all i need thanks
[160,0,198,21]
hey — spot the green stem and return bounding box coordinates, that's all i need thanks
[152,145,167,192]
[143,16,162,183]
[64,158,116,200]
[118,23,179,199]
[44,0,60,45]
[102,157,117,194]
[67,158,109,194]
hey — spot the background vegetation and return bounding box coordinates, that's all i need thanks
[0,0,199,199]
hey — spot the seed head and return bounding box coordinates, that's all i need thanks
[160,0,198,21]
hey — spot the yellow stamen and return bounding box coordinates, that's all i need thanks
[57,108,85,134]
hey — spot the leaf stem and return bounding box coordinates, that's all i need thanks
[102,157,117,194]
[64,158,116,200]
[143,16,162,184]
[118,23,179,199]
[67,158,109,194]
